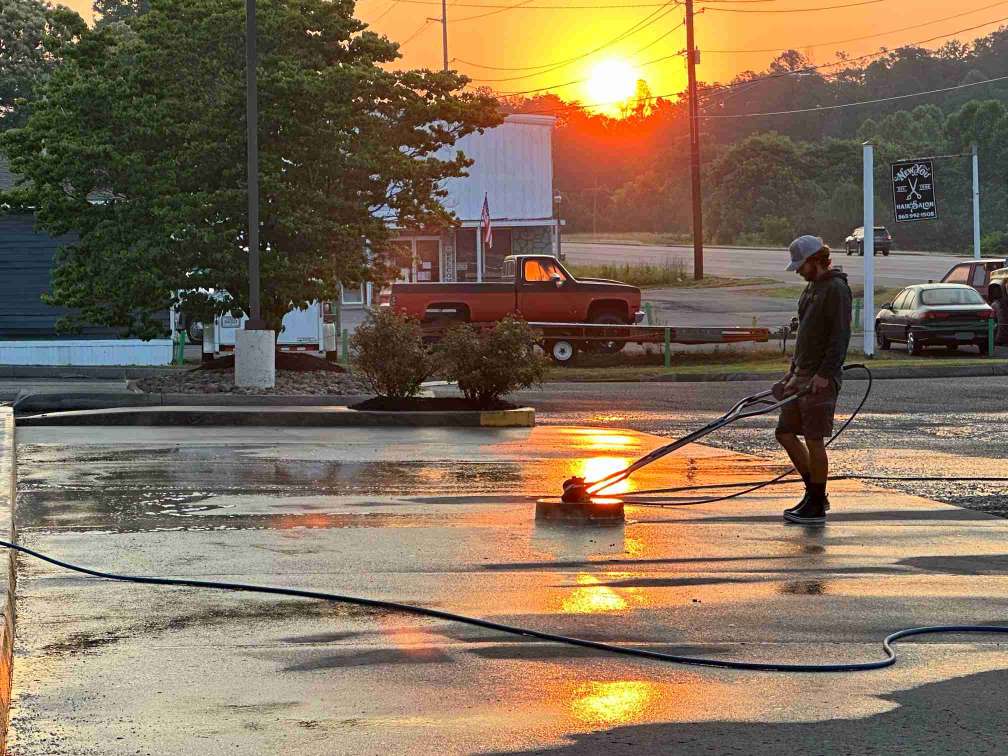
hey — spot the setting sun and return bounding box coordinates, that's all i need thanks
[586,59,639,111]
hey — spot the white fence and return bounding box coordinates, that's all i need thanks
[0,339,173,366]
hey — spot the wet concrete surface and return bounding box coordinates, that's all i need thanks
[506,375,1008,518]
[10,423,1008,754]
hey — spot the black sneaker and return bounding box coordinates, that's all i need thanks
[784,497,827,525]
[784,492,809,515]
[784,493,829,515]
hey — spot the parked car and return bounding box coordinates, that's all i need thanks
[875,283,995,355]
[845,226,892,256]
[938,258,1007,301]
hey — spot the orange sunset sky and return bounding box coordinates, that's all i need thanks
[60,0,1008,108]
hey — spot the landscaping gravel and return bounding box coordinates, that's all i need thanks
[136,369,370,395]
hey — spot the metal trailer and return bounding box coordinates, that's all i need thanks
[418,318,770,364]
[527,322,770,363]
[212,303,326,354]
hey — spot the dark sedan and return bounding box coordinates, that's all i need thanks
[875,284,996,355]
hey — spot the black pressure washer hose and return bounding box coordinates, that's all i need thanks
[4,537,1008,673]
[6,362,1008,673]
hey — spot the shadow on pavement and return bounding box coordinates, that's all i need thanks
[494,669,1008,755]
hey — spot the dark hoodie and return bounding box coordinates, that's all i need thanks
[790,268,852,387]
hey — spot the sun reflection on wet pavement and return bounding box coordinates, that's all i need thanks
[560,574,628,614]
[568,680,656,725]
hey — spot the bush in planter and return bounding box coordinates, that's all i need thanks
[438,316,548,407]
[350,309,436,399]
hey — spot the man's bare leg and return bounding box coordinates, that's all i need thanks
[775,430,811,482]
[805,438,828,485]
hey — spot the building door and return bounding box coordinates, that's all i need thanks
[415,239,440,282]
[390,238,441,282]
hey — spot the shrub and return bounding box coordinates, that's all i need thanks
[981,231,1008,258]
[350,309,436,399]
[438,316,548,407]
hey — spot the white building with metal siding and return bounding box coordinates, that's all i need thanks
[439,114,555,224]
[385,114,558,290]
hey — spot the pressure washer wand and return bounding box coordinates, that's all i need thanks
[579,387,809,498]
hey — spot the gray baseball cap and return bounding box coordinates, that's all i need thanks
[786,235,826,271]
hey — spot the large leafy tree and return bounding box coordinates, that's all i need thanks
[0,0,84,130]
[2,0,500,337]
[93,0,151,29]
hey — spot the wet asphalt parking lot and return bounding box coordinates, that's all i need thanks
[8,385,1008,754]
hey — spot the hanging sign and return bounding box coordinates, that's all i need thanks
[892,159,938,222]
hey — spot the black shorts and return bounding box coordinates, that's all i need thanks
[776,380,839,440]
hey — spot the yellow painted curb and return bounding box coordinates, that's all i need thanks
[480,407,535,427]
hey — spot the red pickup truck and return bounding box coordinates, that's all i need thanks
[387,255,643,327]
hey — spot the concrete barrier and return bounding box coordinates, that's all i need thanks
[0,409,16,753]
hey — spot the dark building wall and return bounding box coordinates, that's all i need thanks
[0,214,123,339]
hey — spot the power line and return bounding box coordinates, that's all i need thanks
[702,72,1008,117]
[702,0,887,11]
[399,19,434,46]
[385,0,764,6]
[699,12,1008,100]
[496,22,686,96]
[369,1,400,22]
[455,8,682,70]
[463,0,681,82]
[452,0,539,20]
[701,0,1008,53]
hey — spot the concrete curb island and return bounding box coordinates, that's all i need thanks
[0,409,16,753]
[15,405,535,428]
[12,392,376,415]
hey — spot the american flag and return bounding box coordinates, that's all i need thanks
[481,193,493,249]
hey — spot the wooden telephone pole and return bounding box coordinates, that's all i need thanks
[685,0,704,280]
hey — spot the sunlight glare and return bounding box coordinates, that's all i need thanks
[586,59,639,111]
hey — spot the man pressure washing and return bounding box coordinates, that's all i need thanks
[773,235,852,526]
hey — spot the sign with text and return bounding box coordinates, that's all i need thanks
[892,159,938,222]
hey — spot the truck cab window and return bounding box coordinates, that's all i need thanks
[524,260,551,282]
[524,259,567,282]
[541,261,567,281]
[503,259,515,280]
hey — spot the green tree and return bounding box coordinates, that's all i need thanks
[0,0,84,130]
[93,0,151,28]
[2,0,500,337]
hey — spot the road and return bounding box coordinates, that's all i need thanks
[564,242,963,288]
[10,421,1008,754]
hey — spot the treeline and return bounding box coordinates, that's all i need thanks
[501,29,1008,252]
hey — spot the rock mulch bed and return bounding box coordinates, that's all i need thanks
[136,369,370,395]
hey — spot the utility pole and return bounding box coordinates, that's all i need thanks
[429,0,449,71]
[245,0,262,326]
[972,142,981,260]
[441,0,448,71]
[684,0,704,280]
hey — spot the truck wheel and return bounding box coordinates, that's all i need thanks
[588,311,627,354]
[547,340,576,364]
